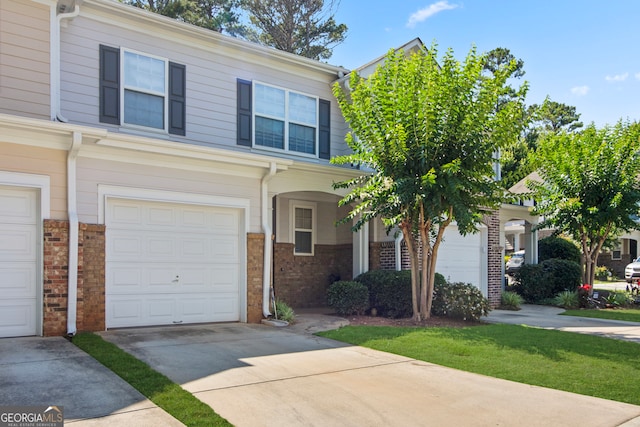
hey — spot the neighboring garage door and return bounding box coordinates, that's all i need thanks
[0,186,38,338]
[106,198,241,328]
[436,225,485,289]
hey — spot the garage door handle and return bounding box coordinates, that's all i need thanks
[172,276,179,283]
[173,321,183,324]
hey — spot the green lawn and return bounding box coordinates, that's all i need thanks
[318,324,640,405]
[562,308,640,323]
[73,333,232,427]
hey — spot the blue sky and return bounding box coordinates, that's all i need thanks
[328,1,640,127]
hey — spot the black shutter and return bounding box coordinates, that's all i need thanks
[99,45,120,125]
[237,79,252,147]
[168,62,186,136]
[318,99,330,159]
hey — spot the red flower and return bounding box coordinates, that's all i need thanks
[580,284,592,291]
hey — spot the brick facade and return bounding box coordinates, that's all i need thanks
[246,233,265,323]
[43,220,106,336]
[273,243,353,308]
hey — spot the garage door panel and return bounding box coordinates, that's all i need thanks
[0,226,37,261]
[0,187,38,338]
[106,198,242,328]
[0,264,36,297]
[0,188,37,224]
[0,300,36,337]
[436,226,482,286]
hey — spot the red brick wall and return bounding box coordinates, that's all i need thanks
[43,220,69,336]
[43,220,106,336]
[246,233,265,323]
[273,243,352,308]
[77,224,105,332]
[485,210,502,308]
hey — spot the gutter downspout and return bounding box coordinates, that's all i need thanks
[67,132,82,336]
[52,4,80,122]
[261,162,277,318]
[395,231,404,271]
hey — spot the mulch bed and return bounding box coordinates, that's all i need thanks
[343,314,482,328]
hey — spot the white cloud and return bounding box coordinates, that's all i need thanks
[406,1,459,28]
[605,72,629,82]
[571,86,590,96]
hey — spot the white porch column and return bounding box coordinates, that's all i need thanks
[353,220,369,277]
[523,223,539,264]
[513,232,521,252]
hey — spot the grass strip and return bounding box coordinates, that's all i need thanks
[561,308,640,322]
[73,332,232,427]
[318,323,640,405]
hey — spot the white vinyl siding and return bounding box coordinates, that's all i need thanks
[0,0,50,119]
[58,4,347,156]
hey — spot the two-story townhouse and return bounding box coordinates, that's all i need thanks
[0,0,503,338]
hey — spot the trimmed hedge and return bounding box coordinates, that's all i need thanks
[327,280,369,315]
[354,270,446,318]
[538,236,581,263]
[512,258,582,302]
[432,281,491,321]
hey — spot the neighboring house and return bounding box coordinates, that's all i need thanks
[0,0,502,338]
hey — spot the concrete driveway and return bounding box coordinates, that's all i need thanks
[99,320,640,427]
[0,336,183,426]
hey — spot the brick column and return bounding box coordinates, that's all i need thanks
[43,220,69,336]
[486,210,502,308]
[247,233,265,323]
[77,223,105,332]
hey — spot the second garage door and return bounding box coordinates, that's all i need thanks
[106,198,242,328]
[436,225,486,291]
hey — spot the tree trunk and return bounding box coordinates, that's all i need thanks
[400,222,421,321]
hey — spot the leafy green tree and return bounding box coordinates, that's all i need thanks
[122,0,246,35]
[529,121,640,286]
[332,44,527,320]
[241,0,347,60]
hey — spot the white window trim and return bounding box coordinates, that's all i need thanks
[291,201,316,256]
[612,244,622,260]
[121,48,169,134]
[252,81,319,158]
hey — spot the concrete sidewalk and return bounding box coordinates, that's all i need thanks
[0,336,183,426]
[485,304,640,343]
[99,320,640,427]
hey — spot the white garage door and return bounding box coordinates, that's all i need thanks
[106,198,241,328]
[0,186,38,338]
[436,225,485,289]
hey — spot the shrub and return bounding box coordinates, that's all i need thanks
[274,299,295,323]
[432,282,490,321]
[513,259,581,302]
[538,236,581,263]
[554,290,579,309]
[354,270,446,318]
[327,281,369,315]
[500,291,523,310]
[594,266,612,281]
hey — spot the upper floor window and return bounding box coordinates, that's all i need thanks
[99,45,186,136]
[123,51,167,130]
[254,82,317,155]
[236,79,331,159]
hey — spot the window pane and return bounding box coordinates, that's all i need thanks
[255,84,285,118]
[295,231,312,254]
[295,207,312,229]
[124,90,164,129]
[289,92,316,125]
[124,51,165,93]
[255,116,284,149]
[289,123,316,154]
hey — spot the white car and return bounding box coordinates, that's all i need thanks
[625,257,640,283]
[506,250,525,274]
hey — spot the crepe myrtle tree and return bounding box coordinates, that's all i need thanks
[528,121,640,287]
[332,44,528,321]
